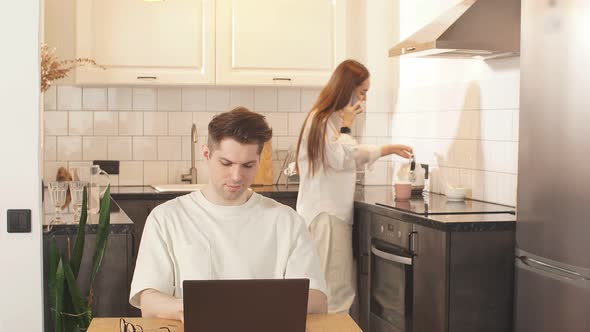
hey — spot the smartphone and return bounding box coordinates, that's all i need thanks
[350,94,358,106]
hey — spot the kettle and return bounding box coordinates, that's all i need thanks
[393,154,427,193]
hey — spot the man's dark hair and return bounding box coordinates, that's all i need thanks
[207,107,273,154]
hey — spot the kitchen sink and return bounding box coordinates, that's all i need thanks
[151,184,207,192]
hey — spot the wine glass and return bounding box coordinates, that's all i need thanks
[47,181,68,224]
[69,181,87,223]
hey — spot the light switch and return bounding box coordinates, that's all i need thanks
[7,209,31,233]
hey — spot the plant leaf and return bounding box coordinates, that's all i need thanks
[88,185,111,289]
[52,258,65,332]
[63,260,91,328]
[70,187,88,277]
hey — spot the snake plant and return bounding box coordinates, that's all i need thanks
[48,185,111,332]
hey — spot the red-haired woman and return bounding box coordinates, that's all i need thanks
[296,59,413,314]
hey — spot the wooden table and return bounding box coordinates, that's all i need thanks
[88,314,362,332]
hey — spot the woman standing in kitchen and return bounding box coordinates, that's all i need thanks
[296,59,413,314]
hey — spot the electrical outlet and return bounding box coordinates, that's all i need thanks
[94,160,119,175]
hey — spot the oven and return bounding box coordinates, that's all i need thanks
[370,214,416,332]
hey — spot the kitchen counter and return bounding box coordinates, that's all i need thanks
[42,188,133,235]
[353,186,516,232]
[109,185,515,232]
[109,185,299,200]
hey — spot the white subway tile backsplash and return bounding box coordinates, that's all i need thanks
[43,86,57,111]
[168,161,191,184]
[57,136,82,161]
[301,89,320,113]
[133,137,157,160]
[196,161,210,183]
[168,112,193,136]
[265,113,289,136]
[512,110,519,142]
[278,88,301,112]
[44,136,57,161]
[133,88,157,111]
[365,113,389,137]
[157,88,182,111]
[364,161,389,185]
[45,111,68,135]
[288,113,307,136]
[119,112,143,136]
[69,112,93,135]
[471,170,486,201]
[230,87,255,110]
[182,135,206,161]
[119,161,143,186]
[144,161,168,185]
[206,88,231,111]
[83,88,107,111]
[277,136,298,152]
[255,88,278,112]
[182,87,207,111]
[44,161,63,183]
[480,110,513,141]
[193,112,216,136]
[483,172,499,203]
[157,136,182,160]
[144,112,168,136]
[108,88,132,111]
[57,86,82,110]
[82,137,107,161]
[94,112,119,136]
[107,137,132,161]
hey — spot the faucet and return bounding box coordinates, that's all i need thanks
[181,123,198,184]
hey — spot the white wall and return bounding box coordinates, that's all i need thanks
[391,0,520,205]
[0,0,44,331]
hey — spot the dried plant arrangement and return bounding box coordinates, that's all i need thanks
[41,43,105,92]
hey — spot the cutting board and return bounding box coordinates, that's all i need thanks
[252,140,273,186]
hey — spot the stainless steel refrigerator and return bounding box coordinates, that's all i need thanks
[515,0,590,331]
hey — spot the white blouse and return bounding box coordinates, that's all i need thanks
[296,112,381,225]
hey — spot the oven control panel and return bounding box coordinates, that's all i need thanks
[371,213,414,249]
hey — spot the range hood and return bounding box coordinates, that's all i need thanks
[389,0,520,59]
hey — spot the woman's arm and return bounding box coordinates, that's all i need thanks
[380,144,413,158]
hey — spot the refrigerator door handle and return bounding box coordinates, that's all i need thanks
[517,255,590,281]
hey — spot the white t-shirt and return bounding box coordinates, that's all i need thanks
[129,190,327,308]
[297,112,381,225]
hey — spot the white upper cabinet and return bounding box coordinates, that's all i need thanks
[216,0,346,87]
[75,0,215,85]
[45,0,345,86]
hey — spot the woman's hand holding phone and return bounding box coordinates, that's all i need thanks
[339,98,363,127]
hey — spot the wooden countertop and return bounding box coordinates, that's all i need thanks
[88,314,362,332]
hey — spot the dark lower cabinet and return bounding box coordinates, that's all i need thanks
[354,207,515,332]
[43,232,133,331]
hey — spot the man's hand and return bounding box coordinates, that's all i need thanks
[139,289,184,322]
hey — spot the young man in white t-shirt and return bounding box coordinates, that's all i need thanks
[129,107,328,321]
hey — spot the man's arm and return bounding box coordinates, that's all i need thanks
[139,288,184,322]
[307,289,327,314]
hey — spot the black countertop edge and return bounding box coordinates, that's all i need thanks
[354,201,515,232]
[110,185,299,201]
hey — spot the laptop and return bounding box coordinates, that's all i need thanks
[183,278,309,332]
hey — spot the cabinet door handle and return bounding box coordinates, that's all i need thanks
[409,231,419,255]
[137,76,157,80]
[272,77,292,81]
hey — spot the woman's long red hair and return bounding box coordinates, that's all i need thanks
[296,60,369,176]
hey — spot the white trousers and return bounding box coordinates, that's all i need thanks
[308,213,355,314]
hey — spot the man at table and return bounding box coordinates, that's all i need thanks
[129,107,328,321]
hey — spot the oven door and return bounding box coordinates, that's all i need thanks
[370,240,413,332]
